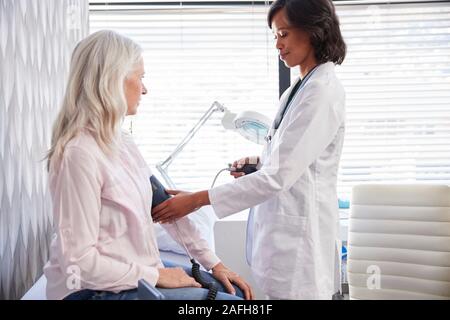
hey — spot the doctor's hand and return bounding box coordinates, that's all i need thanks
[212,263,254,300]
[152,190,210,224]
[230,156,259,179]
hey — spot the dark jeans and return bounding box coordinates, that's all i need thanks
[63,260,244,300]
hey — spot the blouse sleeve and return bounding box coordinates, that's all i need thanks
[162,217,220,270]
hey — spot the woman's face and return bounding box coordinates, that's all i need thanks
[271,9,315,69]
[124,58,147,116]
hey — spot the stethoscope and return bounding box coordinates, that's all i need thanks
[264,64,320,144]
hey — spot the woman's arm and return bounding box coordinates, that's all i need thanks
[158,191,218,270]
[160,211,254,299]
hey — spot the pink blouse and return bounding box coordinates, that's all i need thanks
[44,130,220,299]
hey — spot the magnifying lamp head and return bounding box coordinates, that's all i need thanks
[222,110,270,145]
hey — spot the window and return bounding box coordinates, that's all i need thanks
[292,1,450,199]
[90,1,278,191]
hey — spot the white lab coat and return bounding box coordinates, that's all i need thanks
[209,62,345,299]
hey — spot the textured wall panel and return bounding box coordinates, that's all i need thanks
[0,0,89,299]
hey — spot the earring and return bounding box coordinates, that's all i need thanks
[129,120,133,135]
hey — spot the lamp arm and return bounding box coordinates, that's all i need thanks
[156,101,226,188]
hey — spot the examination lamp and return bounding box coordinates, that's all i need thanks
[155,101,270,188]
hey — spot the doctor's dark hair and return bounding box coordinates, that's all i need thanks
[268,0,346,65]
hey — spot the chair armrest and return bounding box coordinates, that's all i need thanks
[137,279,166,300]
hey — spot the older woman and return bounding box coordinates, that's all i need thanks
[44,30,253,300]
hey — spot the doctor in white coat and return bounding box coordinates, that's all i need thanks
[153,0,347,300]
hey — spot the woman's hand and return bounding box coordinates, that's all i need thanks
[156,267,202,288]
[212,263,254,300]
[230,156,260,179]
[152,190,210,224]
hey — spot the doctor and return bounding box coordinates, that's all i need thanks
[153,0,346,300]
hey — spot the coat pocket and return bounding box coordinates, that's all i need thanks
[252,213,309,282]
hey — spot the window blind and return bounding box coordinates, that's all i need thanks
[90,1,450,199]
[90,1,279,191]
[292,1,450,199]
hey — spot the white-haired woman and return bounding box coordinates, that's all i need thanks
[44,30,253,300]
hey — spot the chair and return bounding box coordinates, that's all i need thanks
[347,184,450,299]
[137,279,166,300]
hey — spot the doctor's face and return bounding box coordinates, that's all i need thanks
[124,58,147,116]
[271,9,315,69]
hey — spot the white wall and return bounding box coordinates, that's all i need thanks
[0,0,88,299]
[214,217,265,299]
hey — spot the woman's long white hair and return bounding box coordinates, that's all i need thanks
[47,30,142,168]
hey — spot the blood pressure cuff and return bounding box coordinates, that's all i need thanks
[150,175,171,209]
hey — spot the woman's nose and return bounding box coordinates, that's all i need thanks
[142,84,148,95]
[275,38,283,50]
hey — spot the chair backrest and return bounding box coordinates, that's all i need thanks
[348,184,450,300]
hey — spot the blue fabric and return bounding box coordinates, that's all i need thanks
[63,260,243,300]
[338,198,350,209]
